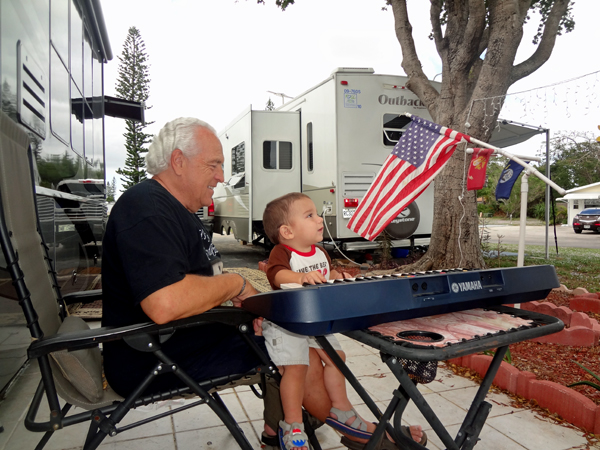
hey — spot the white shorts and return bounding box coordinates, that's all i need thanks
[262,320,342,366]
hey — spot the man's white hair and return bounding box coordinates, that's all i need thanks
[146,117,217,175]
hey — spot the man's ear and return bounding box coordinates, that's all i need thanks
[171,149,185,175]
[279,224,294,241]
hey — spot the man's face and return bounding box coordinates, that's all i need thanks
[181,127,224,211]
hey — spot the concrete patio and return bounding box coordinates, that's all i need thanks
[0,332,591,450]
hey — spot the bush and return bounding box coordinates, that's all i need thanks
[477,203,497,216]
[531,202,568,224]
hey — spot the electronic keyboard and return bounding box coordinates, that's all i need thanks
[242,265,559,335]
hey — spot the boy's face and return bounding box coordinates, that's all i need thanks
[283,197,324,249]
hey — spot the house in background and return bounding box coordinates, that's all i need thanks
[557,181,600,224]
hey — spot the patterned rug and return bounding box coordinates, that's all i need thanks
[69,268,271,319]
[68,274,103,319]
[224,267,272,293]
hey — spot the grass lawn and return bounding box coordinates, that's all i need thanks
[483,244,600,293]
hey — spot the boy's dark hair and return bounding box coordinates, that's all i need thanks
[263,192,311,245]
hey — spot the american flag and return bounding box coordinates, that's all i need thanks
[347,116,470,240]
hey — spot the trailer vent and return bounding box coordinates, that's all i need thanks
[17,41,47,139]
[342,172,375,198]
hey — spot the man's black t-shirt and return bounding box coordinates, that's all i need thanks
[102,179,261,396]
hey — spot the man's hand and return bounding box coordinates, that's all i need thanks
[300,270,327,285]
[231,281,259,308]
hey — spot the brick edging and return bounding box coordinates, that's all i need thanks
[521,296,600,347]
[447,354,600,434]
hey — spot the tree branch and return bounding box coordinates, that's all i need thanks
[429,0,446,59]
[390,0,440,112]
[510,0,571,84]
[460,0,487,69]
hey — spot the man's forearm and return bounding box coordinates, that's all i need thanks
[141,273,245,324]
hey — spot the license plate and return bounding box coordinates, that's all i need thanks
[342,208,356,219]
[584,225,591,229]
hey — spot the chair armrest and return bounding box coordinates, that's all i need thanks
[62,289,103,305]
[28,306,257,358]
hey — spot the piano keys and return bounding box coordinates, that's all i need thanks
[242,265,560,335]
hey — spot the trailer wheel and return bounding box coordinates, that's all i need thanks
[385,202,420,239]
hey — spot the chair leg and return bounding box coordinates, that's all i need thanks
[153,349,255,450]
[34,430,55,450]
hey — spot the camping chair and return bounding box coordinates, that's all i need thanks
[0,111,321,450]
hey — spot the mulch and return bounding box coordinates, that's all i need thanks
[508,290,600,405]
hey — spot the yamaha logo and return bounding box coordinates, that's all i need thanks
[452,280,483,293]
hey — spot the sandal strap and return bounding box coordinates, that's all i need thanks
[330,407,368,432]
[279,421,308,450]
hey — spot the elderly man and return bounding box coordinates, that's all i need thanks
[101,118,264,395]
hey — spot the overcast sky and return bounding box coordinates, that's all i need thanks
[99,0,600,193]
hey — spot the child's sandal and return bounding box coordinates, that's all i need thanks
[325,407,372,439]
[278,420,309,450]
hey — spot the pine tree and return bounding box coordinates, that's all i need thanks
[115,26,153,192]
[106,177,116,202]
[265,98,275,111]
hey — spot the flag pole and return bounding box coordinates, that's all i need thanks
[402,113,566,196]
[466,148,541,163]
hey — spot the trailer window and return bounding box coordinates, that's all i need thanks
[50,48,71,145]
[383,114,412,146]
[50,0,69,60]
[231,142,245,175]
[263,141,293,170]
[307,123,314,172]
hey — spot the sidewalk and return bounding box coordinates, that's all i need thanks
[0,334,591,450]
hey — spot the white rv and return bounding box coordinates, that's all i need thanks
[213,68,534,250]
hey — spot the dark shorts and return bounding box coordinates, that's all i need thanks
[105,323,268,396]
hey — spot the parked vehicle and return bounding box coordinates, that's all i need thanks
[214,67,537,251]
[0,0,142,394]
[195,201,214,238]
[573,208,600,233]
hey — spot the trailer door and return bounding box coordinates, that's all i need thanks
[250,112,301,235]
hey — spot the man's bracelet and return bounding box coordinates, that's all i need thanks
[237,274,246,297]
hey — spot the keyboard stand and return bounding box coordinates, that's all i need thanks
[315,306,563,450]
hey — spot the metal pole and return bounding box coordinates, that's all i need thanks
[545,129,550,259]
[518,173,529,267]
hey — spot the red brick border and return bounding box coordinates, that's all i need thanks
[521,300,600,346]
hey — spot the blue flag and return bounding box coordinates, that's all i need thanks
[495,160,526,200]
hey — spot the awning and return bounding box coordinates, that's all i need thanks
[556,193,600,202]
[488,120,546,148]
[71,96,145,123]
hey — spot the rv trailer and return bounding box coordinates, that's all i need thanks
[0,0,143,394]
[214,68,437,251]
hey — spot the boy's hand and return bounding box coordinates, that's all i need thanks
[331,269,352,280]
[253,317,264,336]
[300,270,327,285]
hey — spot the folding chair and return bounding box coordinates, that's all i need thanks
[0,111,323,450]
